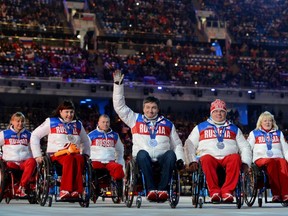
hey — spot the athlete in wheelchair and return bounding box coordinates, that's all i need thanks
[88,114,125,204]
[30,100,91,207]
[245,111,288,207]
[112,70,185,208]
[0,112,37,204]
[124,152,183,208]
[184,99,252,208]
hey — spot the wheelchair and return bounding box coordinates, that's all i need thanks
[244,163,288,207]
[90,166,123,204]
[124,159,180,209]
[191,162,245,209]
[0,159,37,204]
[36,154,91,207]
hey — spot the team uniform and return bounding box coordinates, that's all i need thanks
[113,83,184,200]
[88,126,125,180]
[185,99,252,202]
[185,118,252,197]
[247,128,288,199]
[30,117,91,194]
[113,84,184,161]
[0,126,36,190]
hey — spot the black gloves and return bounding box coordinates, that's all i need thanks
[188,162,199,172]
[241,163,249,173]
[176,159,184,171]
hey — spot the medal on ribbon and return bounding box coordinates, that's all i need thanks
[149,139,158,147]
[264,132,273,158]
[213,126,226,150]
[145,119,160,148]
[266,150,273,157]
[64,123,76,143]
[216,142,225,149]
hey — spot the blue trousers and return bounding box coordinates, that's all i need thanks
[136,149,176,192]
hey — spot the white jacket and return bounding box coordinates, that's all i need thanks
[113,83,184,162]
[184,118,252,166]
[88,126,124,167]
[0,126,32,162]
[30,117,91,157]
[247,129,288,162]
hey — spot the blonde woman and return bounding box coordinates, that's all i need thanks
[247,111,288,202]
[0,112,37,197]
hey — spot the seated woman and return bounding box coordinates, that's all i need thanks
[247,111,288,202]
[0,112,37,197]
[30,100,91,200]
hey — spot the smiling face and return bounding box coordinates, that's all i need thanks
[261,116,273,131]
[11,116,25,132]
[59,109,75,123]
[211,109,227,123]
[143,102,159,119]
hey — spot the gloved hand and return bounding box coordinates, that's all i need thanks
[113,69,124,85]
[189,162,198,172]
[68,143,80,154]
[176,159,184,171]
[241,163,249,174]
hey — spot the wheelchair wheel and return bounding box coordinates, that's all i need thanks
[79,156,91,208]
[168,169,180,209]
[111,180,122,204]
[112,196,121,204]
[28,196,38,204]
[136,196,142,208]
[124,160,136,208]
[0,160,6,203]
[244,165,258,207]
[258,194,263,207]
[36,156,51,206]
[5,196,11,204]
[235,171,246,209]
[90,175,99,204]
[191,170,200,208]
[192,165,205,208]
[281,202,288,207]
[28,186,38,205]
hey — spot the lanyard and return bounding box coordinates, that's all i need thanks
[213,126,226,142]
[263,131,273,150]
[145,121,160,140]
[64,122,74,135]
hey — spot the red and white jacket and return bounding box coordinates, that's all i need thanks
[30,117,91,158]
[113,84,184,162]
[184,118,252,166]
[247,128,288,162]
[0,126,32,162]
[88,126,124,167]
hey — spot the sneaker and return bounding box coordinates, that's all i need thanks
[282,195,288,202]
[222,193,234,203]
[211,193,221,202]
[71,191,80,198]
[59,190,70,199]
[272,195,281,202]
[147,190,157,201]
[16,186,27,198]
[158,191,169,201]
